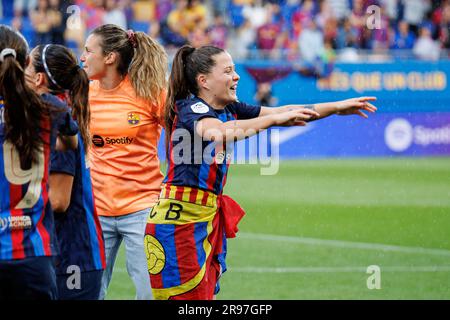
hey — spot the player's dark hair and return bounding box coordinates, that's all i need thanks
[164,45,224,158]
[32,44,90,152]
[0,25,50,166]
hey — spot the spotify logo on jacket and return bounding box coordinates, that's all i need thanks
[92,135,134,147]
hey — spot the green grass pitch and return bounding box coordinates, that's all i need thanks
[105,158,450,300]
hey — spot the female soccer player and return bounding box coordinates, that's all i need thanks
[0,25,78,300]
[145,45,377,300]
[80,24,167,300]
[25,43,106,300]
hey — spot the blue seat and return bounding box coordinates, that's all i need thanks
[20,17,35,44]
[66,39,78,49]
[0,17,13,27]
[21,17,33,31]
[130,21,150,33]
[66,39,81,56]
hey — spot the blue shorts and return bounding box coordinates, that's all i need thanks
[57,269,103,300]
[0,256,57,300]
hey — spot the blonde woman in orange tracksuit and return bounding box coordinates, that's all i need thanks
[80,24,167,300]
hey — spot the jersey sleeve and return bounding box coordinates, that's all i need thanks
[231,101,261,120]
[177,101,218,133]
[50,148,77,177]
[42,93,79,136]
[55,110,79,136]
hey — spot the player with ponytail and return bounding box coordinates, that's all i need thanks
[146,45,377,300]
[0,25,78,300]
[25,44,106,300]
[80,24,167,300]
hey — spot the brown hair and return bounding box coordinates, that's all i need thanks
[32,44,90,152]
[164,45,224,156]
[91,24,167,103]
[0,25,50,165]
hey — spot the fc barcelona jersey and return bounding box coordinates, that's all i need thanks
[163,96,261,195]
[51,133,106,274]
[0,94,78,260]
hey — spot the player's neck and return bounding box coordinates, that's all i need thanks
[197,94,226,110]
[99,70,125,91]
[35,86,49,96]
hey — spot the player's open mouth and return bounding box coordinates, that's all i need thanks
[230,84,237,92]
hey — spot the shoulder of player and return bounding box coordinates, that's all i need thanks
[178,98,213,115]
[41,93,67,110]
[225,101,247,112]
[89,81,152,113]
[89,77,134,100]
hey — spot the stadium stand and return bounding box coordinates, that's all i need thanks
[0,0,448,61]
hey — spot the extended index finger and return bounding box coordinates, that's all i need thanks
[358,96,377,102]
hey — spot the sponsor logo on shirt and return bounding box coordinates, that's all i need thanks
[92,135,134,147]
[92,135,105,147]
[190,102,209,114]
[128,112,140,125]
[0,216,32,232]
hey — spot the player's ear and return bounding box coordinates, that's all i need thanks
[104,51,118,66]
[36,72,47,87]
[197,74,209,90]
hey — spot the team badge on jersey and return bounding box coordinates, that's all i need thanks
[190,102,209,114]
[128,112,140,125]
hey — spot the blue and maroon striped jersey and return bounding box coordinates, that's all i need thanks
[51,133,106,274]
[0,94,78,260]
[163,96,261,195]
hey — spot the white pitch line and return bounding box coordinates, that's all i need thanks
[238,232,450,257]
[230,266,450,273]
[113,266,450,274]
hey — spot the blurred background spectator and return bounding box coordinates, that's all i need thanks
[390,20,415,50]
[298,19,324,65]
[207,11,228,49]
[413,23,441,61]
[0,0,448,61]
[30,0,53,45]
[254,82,278,107]
[103,0,127,30]
[401,0,431,35]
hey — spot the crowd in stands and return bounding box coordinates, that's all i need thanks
[0,0,449,62]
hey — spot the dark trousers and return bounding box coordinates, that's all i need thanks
[57,269,103,300]
[0,256,57,300]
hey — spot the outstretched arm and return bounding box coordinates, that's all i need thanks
[196,108,320,142]
[259,97,378,121]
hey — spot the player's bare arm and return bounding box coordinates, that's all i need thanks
[259,96,377,120]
